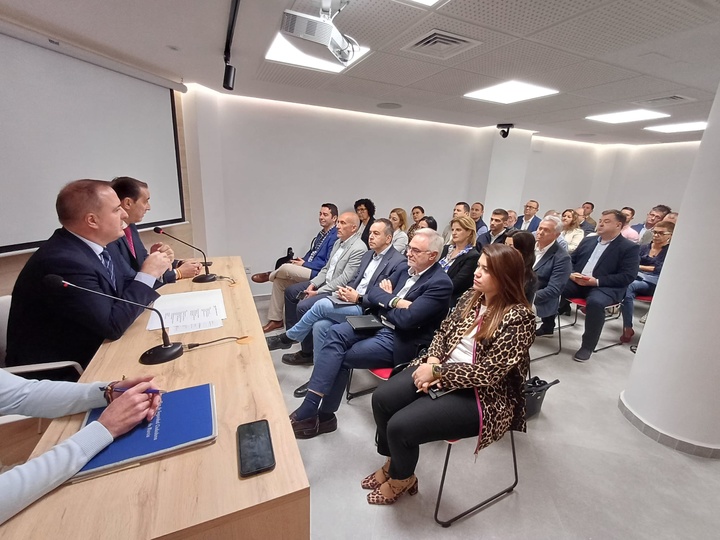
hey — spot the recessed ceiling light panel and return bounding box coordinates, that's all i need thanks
[403,0,444,6]
[464,80,559,104]
[586,109,670,124]
[644,121,707,133]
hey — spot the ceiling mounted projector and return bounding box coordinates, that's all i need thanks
[280,1,357,66]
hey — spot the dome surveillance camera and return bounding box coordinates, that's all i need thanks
[497,123,514,138]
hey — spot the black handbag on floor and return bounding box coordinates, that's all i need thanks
[524,376,560,419]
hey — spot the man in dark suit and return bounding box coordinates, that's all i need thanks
[559,210,639,362]
[533,217,572,336]
[288,229,453,438]
[279,218,406,372]
[477,209,509,250]
[110,176,202,284]
[6,180,172,370]
[515,200,541,232]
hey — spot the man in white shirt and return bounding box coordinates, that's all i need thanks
[532,217,572,336]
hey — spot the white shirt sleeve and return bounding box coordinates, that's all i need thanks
[0,370,113,524]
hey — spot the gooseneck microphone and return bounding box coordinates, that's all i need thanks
[44,274,183,365]
[153,227,217,283]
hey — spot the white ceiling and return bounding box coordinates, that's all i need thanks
[2,0,719,144]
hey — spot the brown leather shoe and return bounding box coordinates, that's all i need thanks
[289,413,319,439]
[282,351,314,366]
[262,320,284,333]
[251,272,271,283]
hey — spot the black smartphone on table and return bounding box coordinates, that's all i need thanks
[237,419,276,478]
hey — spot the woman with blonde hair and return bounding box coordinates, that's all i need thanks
[560,208,585,253]
[364,244,535,505]
[439,215,480,305]
[389,208,408,253]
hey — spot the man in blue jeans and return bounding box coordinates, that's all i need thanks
[281,218,406,394]
[288,229,453,439]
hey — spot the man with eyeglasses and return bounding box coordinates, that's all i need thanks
[288,228,453,439]
[516,200,541,232]
[631,204,671,245]
[555,209,639,362]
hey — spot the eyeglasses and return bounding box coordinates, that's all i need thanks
[406,246,431,255]
[652,231,671,236]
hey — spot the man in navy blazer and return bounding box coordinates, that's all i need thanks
[558,210,639,361]
[533,217,572,335]
[515,200,541,232]
[6,180,172,371]
[278,219,406,369]
[288,229,453,438]
[110,176,202,285]
[631,205,671,245]
[477,209,509,250]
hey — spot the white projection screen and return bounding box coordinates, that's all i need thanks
[0,32,183,253]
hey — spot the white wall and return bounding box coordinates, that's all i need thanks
[181,84,700,295]
[183,85,488,293]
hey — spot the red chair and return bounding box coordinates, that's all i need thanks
[434,431,519,527]
[560,297,623,352]
[345,367,393,401]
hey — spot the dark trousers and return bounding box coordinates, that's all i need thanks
[558,281,626,350]
[372,367,480,480]
[310,323,396,415]
[284,281,327,353]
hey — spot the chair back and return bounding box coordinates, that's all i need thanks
[0,295,11,367]
[274,247,295,270]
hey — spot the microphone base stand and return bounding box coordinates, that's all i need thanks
[193,273,218,283]
[140,342,184,365]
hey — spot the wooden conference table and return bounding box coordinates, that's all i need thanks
[1,257,310,539]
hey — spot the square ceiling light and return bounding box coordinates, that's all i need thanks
[406,0,444,5]
[586,109,670,124]
[464,80,559,104]
[265,33,369,73]
[644,121,707,133]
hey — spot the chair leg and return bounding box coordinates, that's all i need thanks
[434,431,519,528]
[345,369,378,402]
[531,312,562,362]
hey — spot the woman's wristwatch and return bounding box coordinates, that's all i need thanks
[431,363,447,379]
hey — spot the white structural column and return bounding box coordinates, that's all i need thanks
[619,83,720,458]
[484,128,533,213]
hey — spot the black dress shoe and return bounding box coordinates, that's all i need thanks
[282,351,314,366]
[266,334,295,351]
[294,381,309,398]
[559,305,571,317]
[289,413,319,439]
[318,414,338,435]
[535,326,554,337]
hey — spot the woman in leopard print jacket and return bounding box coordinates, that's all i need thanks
[363,243,535,505]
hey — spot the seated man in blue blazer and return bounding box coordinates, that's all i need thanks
[111,176,202,284]
[557,210,639,362]
[515,200,541,232]
[6,180,172,370]
[277,219,406,371]
[288,229,453,439]
[533,217,572,336]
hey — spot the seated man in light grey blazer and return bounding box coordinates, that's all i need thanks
[267,211,367,352]
[533,216,572,336]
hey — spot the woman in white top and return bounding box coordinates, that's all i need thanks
[0,370,160,524]
[560,208,585,253]
[389,208,409,254]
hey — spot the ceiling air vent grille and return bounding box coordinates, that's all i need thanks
[402,30,481,60]
[632,95,696,107]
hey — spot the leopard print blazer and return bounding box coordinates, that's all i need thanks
[410,288,535,453]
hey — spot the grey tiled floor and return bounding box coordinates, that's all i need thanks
[256,298,720,539]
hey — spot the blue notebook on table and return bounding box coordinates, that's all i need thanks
[73,383,217,480]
